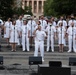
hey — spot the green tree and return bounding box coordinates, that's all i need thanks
[0,0,14,20]
[44,0,57,16]
[14,6,33,16]
[44,0,76,16]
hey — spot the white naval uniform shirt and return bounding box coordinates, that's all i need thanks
[57,20,67,27]
[0,19,3,25]
[4,21,12,38]
[27,20,36,36]
[35,30,46,41]
[67,26,76,36]
[0,19,3,34]
[35,25,43,31]
[46,23,56,36]
[16,19,23,31]
[52,21,56,26]
[21,25,30,36]
[39,20,47,31]
[4,21,12,29]
[68,20,76,27]
[57,26,66,34]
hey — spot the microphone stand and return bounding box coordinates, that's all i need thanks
[72,27,73,52]
[25,26,27,51]
[14,26,15,51]
[61,26,62,52]
[71,19,74,52]
[8,22,11,47]
[0,22,1,51]
[30,20,32,48]
[49,24,52,52]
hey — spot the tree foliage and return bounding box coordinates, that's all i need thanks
[0,0,14,20]
[14,6,33,16]
[0,0,33,20]
[44,0,76,16]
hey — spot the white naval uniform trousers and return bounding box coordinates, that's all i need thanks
[46,25,56,52]
[34,40,44,58]
[16,19,23,45]
[34,30,46,60]
[67,27,76,52]
[22,33,29,51]
[21,25,30,51]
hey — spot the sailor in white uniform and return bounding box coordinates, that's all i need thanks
[16,15,23,45]
[27,16,37,48]
[0,18,3,51]
[33,25,47,62]
[39,15,47,31]
[57,16,67,27]
[35,21,43,30]
[57,21,66,52]
[51,17,57,27]
[68,15,76,27]
[67,22,76,53]
[20,19,30,52]
[0,18,3,31]
[46,20,56,52]
[9,20,19,51]
[4,18,12,46]
[57,16,67,46]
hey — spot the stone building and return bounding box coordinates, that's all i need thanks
[22,0,46,17]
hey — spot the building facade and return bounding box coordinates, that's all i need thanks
[22,0,46,17]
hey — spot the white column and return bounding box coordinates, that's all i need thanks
[42,1,44,13]
[27,0,29,6]
[32,0,34,13]
[37,1,39,13]
[22,0,25,9]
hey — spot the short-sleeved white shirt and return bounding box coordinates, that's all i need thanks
[35,30,46,41]
[46,25,56,35]
[67,26,76,36]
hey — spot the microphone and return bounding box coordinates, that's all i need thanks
[50,24,52,27]
[0,21,1,25]
[14,27,15,30]
[0,21,1,24]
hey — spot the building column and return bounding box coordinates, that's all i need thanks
[27,0,29,6]
[32,0,34,13]
[42,1,44,13]
[22,0,25,9]
[37,1,39,14]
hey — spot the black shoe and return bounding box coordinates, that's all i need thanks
[0,49,2,52]
[25,50,27,52]
[30,46,32,48]
[7,45,10,48]
[19,45,22,48]
[47,50,51,52]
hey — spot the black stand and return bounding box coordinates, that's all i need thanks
[49,25,52,52]
[0,22,1,51]
[25,26,27,51]
[61,26,62,51]
[72,27,73,52]
[14,26,15,44]
[30,20,33,48]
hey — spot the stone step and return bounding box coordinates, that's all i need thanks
[0,38,68,44]
[0,52,76,56]
[1,56,73,60]
[0,52,75,66]
[0,51,76,55]
[0,52,76,60]
[1,45,69,51]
